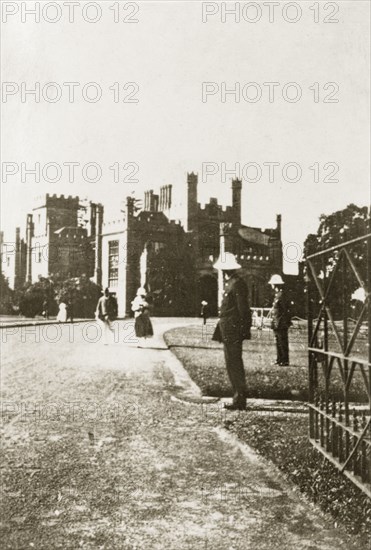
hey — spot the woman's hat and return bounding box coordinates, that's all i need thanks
[213,252,241,271]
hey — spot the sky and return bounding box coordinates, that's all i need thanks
[1,0,370,274]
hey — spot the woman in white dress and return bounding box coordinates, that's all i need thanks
[57,301,68,323]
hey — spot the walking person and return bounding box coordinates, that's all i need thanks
[212,253,252,410]
[131,287,153,346]
[200,300,209,325]
[96,288,116,345]
[269,274,292,366]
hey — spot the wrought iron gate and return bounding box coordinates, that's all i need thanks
[306,233,371,497]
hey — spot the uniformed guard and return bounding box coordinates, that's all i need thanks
[212,252,252,410]
[269,274,291,366]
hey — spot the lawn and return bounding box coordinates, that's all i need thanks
[164,321,368,402]
[227,411,371,542]
[164,320,371,542]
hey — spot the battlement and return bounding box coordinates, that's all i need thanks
[52,226,90,241]
[187,171,198,182]
[102,218,127,233]
[33,193,80,210]
[198,200,232,214]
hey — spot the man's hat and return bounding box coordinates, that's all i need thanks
[213,252,241,271]
[351,287,366,302]
[268,274,285,286]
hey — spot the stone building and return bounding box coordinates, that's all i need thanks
[1,194,102,289]
[98,191,188,318]
[185,173,282,314]
[25,194,102,284]
[2,174,285,317]
[98,172,283,317]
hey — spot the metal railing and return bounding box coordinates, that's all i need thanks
[306,233,371,497]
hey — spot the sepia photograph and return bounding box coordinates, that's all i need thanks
[1,1,370,548]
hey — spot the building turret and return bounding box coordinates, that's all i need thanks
[187,172,198,231]
[276,214,282,239]
[232,178,242,225]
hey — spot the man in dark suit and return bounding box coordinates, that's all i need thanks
[269,274,291,366]
[213,253,251,410]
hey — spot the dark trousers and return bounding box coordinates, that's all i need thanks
[223,340,247,405]
[274,329,289,364]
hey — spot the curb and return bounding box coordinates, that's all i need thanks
[0,319,90,329]
[0,317,132,330]
[170,394,308,413]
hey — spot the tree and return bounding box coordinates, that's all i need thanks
[304,204,369,319]
[16,274,101,319]
[18,277,56,318]
[0,273,14,314]
[54,274,101,318]
[147,241,196,316]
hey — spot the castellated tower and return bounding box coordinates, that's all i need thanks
[27,194,96,283]
[187,172,198,231]
[232,178,242,225]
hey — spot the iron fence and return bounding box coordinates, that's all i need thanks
[306,233,371,497]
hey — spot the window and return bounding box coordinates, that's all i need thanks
[108,240,119,287]
[201,242,218,261]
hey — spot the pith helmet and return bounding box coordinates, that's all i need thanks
[351,287,366,302]
[213,252,241,271]
[268,274,284,286]
[137,287,147,296]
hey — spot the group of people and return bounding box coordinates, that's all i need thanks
[54,255,291,410]
[95,286,153,345]
[211,252,291,411]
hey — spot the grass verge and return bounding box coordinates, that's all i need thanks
[164,322,367,402]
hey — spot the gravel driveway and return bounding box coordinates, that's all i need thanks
[0,319,355,549]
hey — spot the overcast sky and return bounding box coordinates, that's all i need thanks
[1,1,370,273]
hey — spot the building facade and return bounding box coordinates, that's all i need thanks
[98,173,283,317]
[2,194,102,290]
[2,174,285,317]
